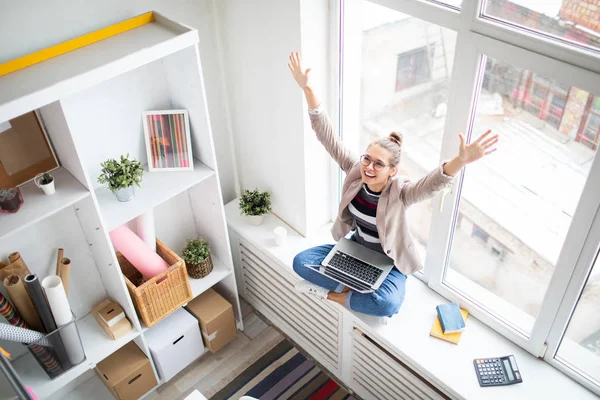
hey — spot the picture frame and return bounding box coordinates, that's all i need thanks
[142,110,193,172]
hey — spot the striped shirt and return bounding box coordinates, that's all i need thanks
[348,184,385,254]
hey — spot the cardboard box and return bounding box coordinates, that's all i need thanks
[93,299,132,340]
[95,342,157,400]
[185,288,237,353]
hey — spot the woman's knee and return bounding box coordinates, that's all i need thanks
[292,253,306,275]
[376,293,405,317]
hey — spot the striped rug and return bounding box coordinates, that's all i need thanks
[211,340,356,400]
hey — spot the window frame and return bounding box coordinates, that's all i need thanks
[336,0,600,394]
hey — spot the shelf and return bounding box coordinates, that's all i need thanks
[0,168,90,239]
[0,13,198,122]
[11,313,139,398]
[189,258,232,299]
[96,160,214,231]
[77,312,140,365]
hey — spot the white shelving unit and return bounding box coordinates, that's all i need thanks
[0,12,241,400]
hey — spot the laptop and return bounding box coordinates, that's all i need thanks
[306,238,394,293]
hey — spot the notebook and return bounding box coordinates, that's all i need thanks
[436,302,466,334]
[430,308,469,345]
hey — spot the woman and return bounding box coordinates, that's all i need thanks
[288,52,498,319]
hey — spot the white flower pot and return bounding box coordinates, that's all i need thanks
[114,186,135,202]
[35,174,56,195]
[249,215,265,226]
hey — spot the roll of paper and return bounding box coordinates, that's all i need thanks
[137,210,156,252]
[3,275,43,332]
[0,253,30,282]
[0,292,62,378]
[109,225,168,278]
[58,258,71,295]
[7,253,30,277]
[41,276,84,365]
[55,248,64,276]
[0,323,51,347]
[24,274,72,370]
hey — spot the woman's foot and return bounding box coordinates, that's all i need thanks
[294,280,329,300]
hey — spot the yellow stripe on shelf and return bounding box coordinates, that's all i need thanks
[0,12,155,77]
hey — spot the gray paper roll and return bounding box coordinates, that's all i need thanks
[24,274,72,370]
[0,323,51,347]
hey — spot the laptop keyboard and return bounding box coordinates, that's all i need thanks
[328,252,383,285]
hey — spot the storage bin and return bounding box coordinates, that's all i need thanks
[117,238,192,327]
[145,308,206,382]
[95,341,157,400]
[25,317,85,379]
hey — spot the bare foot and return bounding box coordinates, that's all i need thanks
[327,291,347,306]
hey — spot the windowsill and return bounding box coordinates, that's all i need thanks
[224,199,597,400]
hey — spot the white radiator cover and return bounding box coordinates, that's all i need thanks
[238,239,341,373]
[352,329,451,400]
[233,235,452,399]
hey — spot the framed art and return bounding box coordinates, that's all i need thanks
[142,110,193,172]
[0,110,59,187]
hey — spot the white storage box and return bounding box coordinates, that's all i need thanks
[145,308,206,382]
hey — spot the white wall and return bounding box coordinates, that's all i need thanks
[0,0,334,236]
[0,0,238,203]
[216,0,332,236]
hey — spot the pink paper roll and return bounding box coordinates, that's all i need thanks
[109,225,169,278]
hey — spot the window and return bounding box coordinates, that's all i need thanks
[344,0,457,260]
[556,252,600,383]
[482,0,600,52]
[338,0,600,394]
[396,47,431,91]
[447,57,598,335]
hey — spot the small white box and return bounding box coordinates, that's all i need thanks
[145,308,206,382]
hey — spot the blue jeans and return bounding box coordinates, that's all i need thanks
[292,244,407,317]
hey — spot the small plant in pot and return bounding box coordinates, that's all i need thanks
[0,187,24,213]
[239,188,271,226]
[35,172,55,195]
[97,154,143,202]
[182,237,213,279]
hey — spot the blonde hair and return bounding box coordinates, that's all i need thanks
[370,132,403,166]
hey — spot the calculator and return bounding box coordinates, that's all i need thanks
[473,355,523,387]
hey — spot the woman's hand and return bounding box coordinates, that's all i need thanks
[442,130,499,176]
[288,52,312,89]
[458,130,499,164]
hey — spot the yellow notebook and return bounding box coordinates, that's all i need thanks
[430,308,469,345]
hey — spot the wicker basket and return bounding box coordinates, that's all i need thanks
[116,239,192,327]
[187,253,214,279]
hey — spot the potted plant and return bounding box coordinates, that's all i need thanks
[182,237,213,279]
[97,154,144,202]
[0,187,24,213]
[35,172,55,195]
[239,188,271,226]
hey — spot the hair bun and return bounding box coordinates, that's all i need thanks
[389,132,403,146]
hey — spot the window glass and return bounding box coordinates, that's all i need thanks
[483,0,600,52]
[446,56,599,334]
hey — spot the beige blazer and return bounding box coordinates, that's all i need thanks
[310,110,454,275]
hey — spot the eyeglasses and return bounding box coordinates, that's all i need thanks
[360,155,392,172]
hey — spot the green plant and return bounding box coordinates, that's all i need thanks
[0,188,17,201]
[182,238,210,265]
[239,189,271,216]
[39,173,53,185]
[97,154,143,193]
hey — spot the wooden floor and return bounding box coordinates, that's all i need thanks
[147,298,283,400]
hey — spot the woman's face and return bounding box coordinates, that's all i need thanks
[360,144,397,190]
